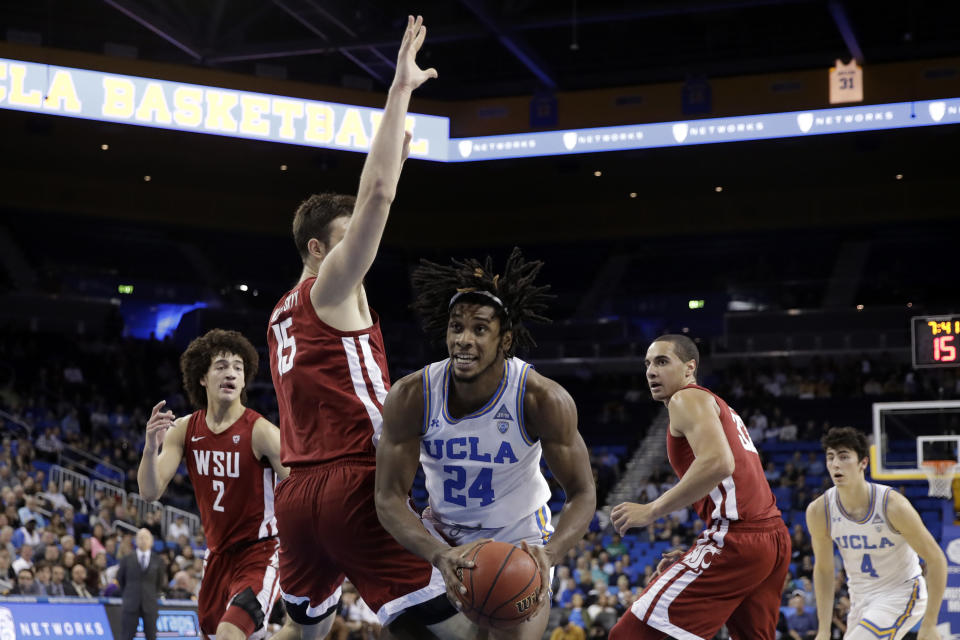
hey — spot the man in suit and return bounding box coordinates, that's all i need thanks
[63,563,93,597]
[117,528,166,640]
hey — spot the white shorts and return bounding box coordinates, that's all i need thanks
[421,504,555,548]
[846,577,926,640]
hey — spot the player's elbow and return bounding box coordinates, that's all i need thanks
[712,451,735,479]
[373,486,399,528]
[361,180,396,207]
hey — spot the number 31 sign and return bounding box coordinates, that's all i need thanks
[830,59,863,104]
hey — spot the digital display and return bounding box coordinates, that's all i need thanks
[912,315,960,368]
[2,55,960,162]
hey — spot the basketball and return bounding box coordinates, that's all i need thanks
[454,541,542,629]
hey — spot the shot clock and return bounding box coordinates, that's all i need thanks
[912,315,960,368]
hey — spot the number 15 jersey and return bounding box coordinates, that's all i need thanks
[267,277,391,467]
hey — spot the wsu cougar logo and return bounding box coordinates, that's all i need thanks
[682,542,721,571]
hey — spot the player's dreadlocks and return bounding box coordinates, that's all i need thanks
[411,247,553,357]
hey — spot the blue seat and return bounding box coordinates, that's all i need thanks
[153,540,165,552]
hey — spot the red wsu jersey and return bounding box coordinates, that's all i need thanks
[183,408,278,553]
[666,384,780,527]
[267,278,391,466]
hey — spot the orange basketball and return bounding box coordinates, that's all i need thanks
[454,541,542,629]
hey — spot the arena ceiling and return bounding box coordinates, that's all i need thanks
[2,0,960,99]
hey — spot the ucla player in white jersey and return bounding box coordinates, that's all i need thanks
[806,427,946,640]
[375,248,597,640]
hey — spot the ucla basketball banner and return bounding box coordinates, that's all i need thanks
[0,600,111,638]
[0,57,449,161]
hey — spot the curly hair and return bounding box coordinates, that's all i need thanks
[179,329,259,410]
[821,426,869,462]
[410,247,553,357]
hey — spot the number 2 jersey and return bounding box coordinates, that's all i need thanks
[267,277,390,466]
[666,384,781,527]
[824,483,922,597]
[419,357,551,528]
[183,408,278,553]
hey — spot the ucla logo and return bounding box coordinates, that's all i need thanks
[0,607,14,640]
[498,422,509,433]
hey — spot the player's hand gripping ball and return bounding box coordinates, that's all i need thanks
[454,541,542,629]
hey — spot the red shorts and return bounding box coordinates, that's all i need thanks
[275,459,445,625]
[198,538,281,637]
[610,517,791,640]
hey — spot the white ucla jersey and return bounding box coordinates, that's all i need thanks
[825,483,922,598]
[419,357,552,528]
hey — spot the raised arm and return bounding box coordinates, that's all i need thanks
[375,372,483,606]
[612,388,734,534]
[805,496,836,640]
[525,371,596,604]
[137,401,186,503]
[886,490,946,640]
[311,15,437,309]
[252,417,289,480]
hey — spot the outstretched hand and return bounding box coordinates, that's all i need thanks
[145,400,174,454]
[393,15,438,92]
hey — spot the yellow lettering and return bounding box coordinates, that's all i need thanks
[42,70,81,113]
[204,90,239,132]
[239,94,271,136]
[0,62,7,103]
[272,98,303,140]
[10,64,42,107]
[173,86,203,127]
[304,103,335,143]
[335,108,369,148]
[134,82,172,124]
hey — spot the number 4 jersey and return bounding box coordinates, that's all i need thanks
[419,357,551,528]
[825,483,922,597]
[183,408,278,553]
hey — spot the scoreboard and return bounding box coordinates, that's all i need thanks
[912,315,960,368]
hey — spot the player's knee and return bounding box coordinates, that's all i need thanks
[225,587,265,634]
[387,594,464,640]
[281,598,337,639]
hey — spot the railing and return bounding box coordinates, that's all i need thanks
[58,444,124,484]
[112,520,139,536]
[128,492,164,528]
[91,479,127,507]
[0,408,33,438]
[162,506,202,541]
[49,465,91,499]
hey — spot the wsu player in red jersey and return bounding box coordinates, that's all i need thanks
[267,15,468,640]
[138,329,286,640]
[609,334,791,640]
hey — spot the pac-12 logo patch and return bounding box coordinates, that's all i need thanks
[233,435,241,444]
[498,422,509,433]
[0,607,15,640]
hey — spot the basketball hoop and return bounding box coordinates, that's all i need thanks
[921,460,960,498]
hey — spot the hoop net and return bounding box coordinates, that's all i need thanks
[921,460,960,498]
